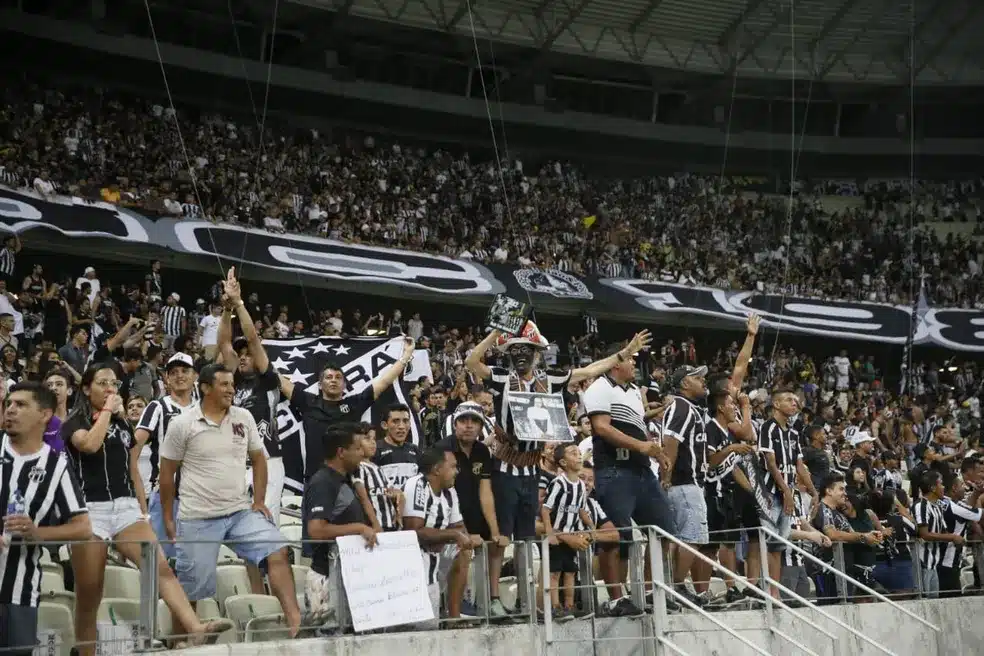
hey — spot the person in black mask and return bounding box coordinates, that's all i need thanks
[465,321,650,617]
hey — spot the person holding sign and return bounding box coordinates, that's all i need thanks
[465,321,651,617]
[303,424,377,626]
[403,447,483,626]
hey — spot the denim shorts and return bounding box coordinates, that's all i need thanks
[148,490,180,560]
[667,484,709,545]
[594,467,677,558]
[175,509,286,601]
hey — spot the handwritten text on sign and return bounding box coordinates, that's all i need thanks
[336,531,434,632]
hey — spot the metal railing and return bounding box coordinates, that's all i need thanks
[758,525,941,635]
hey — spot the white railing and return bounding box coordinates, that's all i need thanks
[758,525,941,635]
[648,526,833,656]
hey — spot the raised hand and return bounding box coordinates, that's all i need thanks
[223,267,241,303]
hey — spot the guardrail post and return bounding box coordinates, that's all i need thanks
[576,547,595,616]
[628,537,646,612]
[516,540,534,622]
[648,529,668,656]
[833,542,849,603]
[541,536,553,644]
[138,540,159,650]
[473,542,490,621]
[974,543,984,594]
[757,529,776,654]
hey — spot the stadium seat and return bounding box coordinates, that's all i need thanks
[291,564,310,605]
[498,576,517,610]
[104,565,142,600]
[196,597,222,621]
[96,598,142,653]
[595,580,610,605]
[280,524,302,563]
[41,566,66,593]
[708,577,727,598]
[215,565,252,612]
[281,494,302,510]
[97,597,141,623]
[244,616,292,643]
[279,514,301,528]
[38,589,76,614]
[37,601,75,656]
[223,594,284,641]
[218,544,244,565]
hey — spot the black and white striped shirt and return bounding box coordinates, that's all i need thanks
[135,396,195,493]
[583,375,650,472]
[542,474,587,533]
[939,496,982,568]
[586,496,608,528]
[61,411,136,503]
[0,436,87,606]
[783,492,809,567]
[705,418,741,498]
[160,304,186,337]
[485,367,572,477]
[912,498,947,569]
[353,460,397,531]
[402,474,463,585]
[662,395,707,487]
[538,469,556,498]
[757,418,802,497]
[0,247,15,278]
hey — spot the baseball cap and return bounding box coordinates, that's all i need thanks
[850,431,875,447]
[165,352,194,371]
[670,365,708,388]
[453,402,485,423]
[169,292,181,303]
[84,266,95,274]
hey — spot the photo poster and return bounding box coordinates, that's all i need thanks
[485,293,533,335]
[507,392,573,443]
[336,531,434,632]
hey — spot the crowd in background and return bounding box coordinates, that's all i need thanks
[2,76,984,308]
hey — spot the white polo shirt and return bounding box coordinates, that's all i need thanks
[160,404,264,520]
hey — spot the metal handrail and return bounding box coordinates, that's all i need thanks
[757,525,941,633]
[647,526,836,654]
[758,555,898,656]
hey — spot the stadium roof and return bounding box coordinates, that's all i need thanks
[288,0,984,85]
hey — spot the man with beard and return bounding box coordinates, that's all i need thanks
[465,321,650,617]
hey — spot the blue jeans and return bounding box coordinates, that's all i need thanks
[148,490,179,560]
[595,467,677,558]
[175,509,286,601]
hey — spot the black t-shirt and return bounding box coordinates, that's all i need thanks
[372,439,420,490]
[302,466,368,576]
[292,387,375,480]
[435,435,492,535]
[61,411,136,502]
[801,445,830,482]
[234,367,282,458]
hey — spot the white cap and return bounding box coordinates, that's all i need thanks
[165,352,194,370]
[453,402,485,423]
[84,266,95,274]
[170,292,181,302]
[850,431,875,447]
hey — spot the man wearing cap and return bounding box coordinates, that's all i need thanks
[436,402,508,612]
[134,351,198,558]
[215,268,286,593]
[75,266,100,303]
[161,292,187,351]
[661,364,711,606]
[849,431,877,483]
[465,322,650,617]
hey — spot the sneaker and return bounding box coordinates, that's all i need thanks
[674,585,708,610]
[722,587,745,607]
[644,590,681,612]
[553,607,575,623]
[460,600,478,618]
[742,587,766,609]
[604,596,645,618]
[488,598,509,618]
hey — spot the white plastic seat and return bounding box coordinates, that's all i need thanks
[96,598,142,653]
[499,576,517,610]
[41,566,66,593]
[708,577,727,598]
[280,524,302,564]
[38,601,75,656]
[595,580,610,605]
[38,589,76,613]
[97,597,141,623]
[280,494,303,510]
[104,565,142,600]
[224,594,283,643]
[218,544,244,565]
[156,599,173,639]
[244,616,291,643]
[215,565,252,612]
[196,597,222,621]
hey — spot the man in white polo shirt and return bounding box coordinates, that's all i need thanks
[159,363,302,637]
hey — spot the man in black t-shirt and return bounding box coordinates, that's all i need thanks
[303,425,376,625]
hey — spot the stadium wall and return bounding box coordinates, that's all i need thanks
[182,596,978,656]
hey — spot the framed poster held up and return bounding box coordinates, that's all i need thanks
[507,392,572,443]
[485,294,533,335]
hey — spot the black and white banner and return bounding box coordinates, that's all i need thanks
[264,336,431,492]
[4,184,984,351]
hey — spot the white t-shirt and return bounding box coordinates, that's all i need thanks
[0,294,23,336]
[199,314,221,346]
[75,276,101,303]
[833,356,850,390]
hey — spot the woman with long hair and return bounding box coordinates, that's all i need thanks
[1,344,23,382]
[62,362,230,655]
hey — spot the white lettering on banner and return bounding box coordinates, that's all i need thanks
[336,531,434,632]
[922,310,984,352]
[0,196,44,222]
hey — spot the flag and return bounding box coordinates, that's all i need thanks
[264,336,432,492]
[900,272,929,395]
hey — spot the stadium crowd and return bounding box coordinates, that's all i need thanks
[2,78,984,307]
[0,77,983,654]
[0,227,977,653]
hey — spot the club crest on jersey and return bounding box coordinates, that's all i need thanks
[257,420,270,441]
[232,423,245,438]
[339,404,350,414]
[28,465,46,483]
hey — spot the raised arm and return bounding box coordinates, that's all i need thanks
[464,329,501,381]
[570,330,651,384]
[371,337,415,400]
[730,315,760,392]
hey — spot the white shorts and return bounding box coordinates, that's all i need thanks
[88,498,145,540]
[245,456,285,527]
